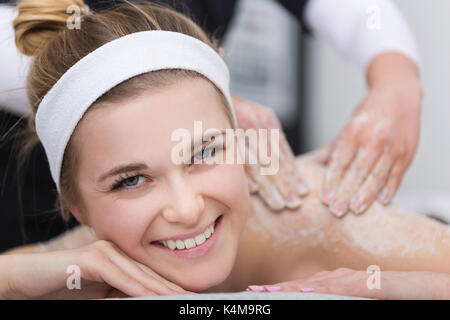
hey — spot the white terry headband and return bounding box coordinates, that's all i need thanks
[35,30,237,192]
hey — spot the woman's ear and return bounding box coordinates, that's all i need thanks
[69,204,87,226]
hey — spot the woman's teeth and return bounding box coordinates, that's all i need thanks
[159,220,216,250]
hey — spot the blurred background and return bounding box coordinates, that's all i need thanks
[222,0,450,218]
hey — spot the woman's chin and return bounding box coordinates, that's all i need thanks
[178,277,227,293]
[171,259,235,292]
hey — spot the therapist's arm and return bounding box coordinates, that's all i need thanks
[0,4,32,116]
[303,0,423,217]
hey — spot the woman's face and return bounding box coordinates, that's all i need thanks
[70,76,251,291]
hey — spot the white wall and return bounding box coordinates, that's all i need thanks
[304,0,450,198]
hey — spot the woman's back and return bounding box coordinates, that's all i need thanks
[217,157,450,292]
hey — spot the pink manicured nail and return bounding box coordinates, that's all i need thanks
[300,288,315,293]
[350,197,365,214]
[248,180,259,193]
[267,187,285,210]
[330,199,347,217]
[247,285,265,292]
[378,189,391,205]
[267,198,284,211]
[264,286,281,292]
[286,192,302,209]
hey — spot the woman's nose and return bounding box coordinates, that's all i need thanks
[161,176,205,225]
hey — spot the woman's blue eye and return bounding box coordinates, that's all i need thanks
[123,176,141,187]
[112,175,146,190]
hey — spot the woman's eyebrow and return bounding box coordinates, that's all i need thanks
[97,163,148,184]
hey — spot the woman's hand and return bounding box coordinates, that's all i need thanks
[1,240,193,299]
[232,96,309,211]
[252,268,450,300]
[320,53,423,217]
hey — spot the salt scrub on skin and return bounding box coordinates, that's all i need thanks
[247,190,329,249]
[246,158,450,259]
[351,112,369,129]
[246,159,341,250]
[338,202,450,258]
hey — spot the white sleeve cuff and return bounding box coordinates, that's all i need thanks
[304,0,421,72]
[0,5,33,116]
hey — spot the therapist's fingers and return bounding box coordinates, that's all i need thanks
[269,158,304,209]
[234,95,308,210]
[349,151,393,214]
[268,130,308,209]
[241,142,259,195]
[328,147,380,217]
[244,151,285,211]
[247,176,259,194]
[321,130,359,206]
[277,122,310,197]
[246,137,305,210]
[377,158,407,205]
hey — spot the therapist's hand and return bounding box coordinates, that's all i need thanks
[321,52,423,217]
[232,96,309,211]
[1,240,193,299]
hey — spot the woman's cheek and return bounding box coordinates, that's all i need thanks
[88,198,151,250]
[203,163,250,220]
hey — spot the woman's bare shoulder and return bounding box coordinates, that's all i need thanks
[245,158,336,252]
[237,158,341,282]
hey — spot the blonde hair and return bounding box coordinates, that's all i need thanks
[13,0,233,221]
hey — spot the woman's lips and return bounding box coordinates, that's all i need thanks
[155,216,218,242]
[151,215,223,259]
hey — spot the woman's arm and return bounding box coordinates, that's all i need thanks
[2,225,98,255]
[304,0,423,216]
[267,268,450,299]
[0,241,189,299]
[0,255,13,299]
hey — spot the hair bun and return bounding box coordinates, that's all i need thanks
[13,0,88,56]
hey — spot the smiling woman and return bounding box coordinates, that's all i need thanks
[67,74,248,291]
[2,0,450,300]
